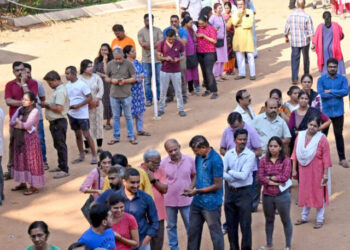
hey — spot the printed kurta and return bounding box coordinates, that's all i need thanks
[131,60,146,116]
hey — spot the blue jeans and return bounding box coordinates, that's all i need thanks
[143,62,161,103]
[134,113,144,132]
[138,244,150,250]
[291,44,310,82]
[166,206,191,250]
[38,119,47,163]
[110,96,134,140]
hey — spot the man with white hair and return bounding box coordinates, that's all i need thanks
[105,47,137,145]
[140,149,168,250]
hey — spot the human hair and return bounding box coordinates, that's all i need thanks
[198,15,209,22]
[266,136,285,162]
[95,43,114,63]
[24,91,37,104]
[166,28,176,37]
[12,61,23,69]
[123,168,140,180]
[234,128,248,139]
[89,203,109,228]
[235,89,247,103]
[80,59,92,74]
[199,6,212,19]
[164,139,180,149]
[112,154,128,167]
[181,16,193,27]
[227,112,243,125]
[298,90,310,99]
[65,66,77,75]
[265,98,277,107]
[301,73,313,83]
[170,14,179,20]
[189,135,209,149]
[27,221,49,239]
[44,71,61,81]
[23,63,32,71]
[99,151,112,162]
[224,1,232,9]
[214,2,221,9]
[68,242,88,250]
[181,11,190,19]
[323,11,331,19]
[112,24,124,32]
[113,47,124,56]
[107,165,125,176]
[123,45,134,58]
[287,86,300,96]
[143,149,161,162]
[297,0,305,8]
[327,57,338,66]
[108,193,127,206]
[307,115,322,127]
[144,13,154,19]
[269,88,282,98]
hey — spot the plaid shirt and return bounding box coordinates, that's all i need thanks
[284,9,314,47]
[258,156,291,196]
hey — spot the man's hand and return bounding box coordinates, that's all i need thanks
[103,54,108,63]
[70,104,80,110]
[292,170,298,180]
[141,235,152,247]
[285,37,289,43]
[15,118,22,129]
[324,89,331,93]
[112,79,120,85]
[311,44,315,51]
[183,188,197,197]
[20,71,28,84]
[146,169,155,182]
[173,57,180,63]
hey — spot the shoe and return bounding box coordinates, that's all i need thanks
[295,219,308,225]
[145,101,152,107]
[314,222,323,229]
[183,97,187,104]
[292,80,299,85]
[195,86,200,92]
[179,111,187,117]
[234,76,246,80]
[72,157,84,164]
[137,131,151,136]
[215,77,224,82]
[49,167,61,173]
[129,138,138,145]
[339,160,350,168]
[210,93,218,99]
[166,97,174,103]
[250,76,256,80]
[104,124,112,130]
[53,171,70,179]
[158,110,164,116]
[90,157,98,165]
[202,91,210,97]
[312,4,316,9]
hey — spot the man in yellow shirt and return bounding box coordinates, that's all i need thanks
[111,24,136,50]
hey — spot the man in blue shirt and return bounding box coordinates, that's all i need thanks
[78,203,116,250]
[184,135,224,250]
[317,57,349,168]
[117,168,159,250]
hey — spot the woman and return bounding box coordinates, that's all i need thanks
[80,151,112,199]
[300,74,321,110]
[199,6,213,19]
[80,59,104,153]
[93,43,114,130]
[10,91,45,195]
[123,45,150,137]
[259,89,291,123]
[26,221,60,250]
[292,116,332,229]
[223,2,235,75]
[258,136,292,250]
[197,15,218,99]
[109,193,139,250]
[210,3,228,82]
[284,86,300,113]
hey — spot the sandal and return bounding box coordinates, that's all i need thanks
[129,139,138,145]
[137,131,151,136]
[71,157,84,164]
[11,184,27,191]
[107,139,120,145]
[24,188,39,195]
[314,222,323,229]
[49,167,61,173]
[90,158,98,165]
[104,124,112,130]
[258,246,273,250]
[294,219,308,225]
[53,171,70,179]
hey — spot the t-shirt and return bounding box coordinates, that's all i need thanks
[66,79,91,119]
[106,59,136,99]
[45,84,69,121]
[111,36,136,50]
[25,245,60,250]
[112,212,138,250]
[163,26,188,40]
[137,27,163,63]
[78,228,116,250]
[157,40,184,73]
[4,79,38,118]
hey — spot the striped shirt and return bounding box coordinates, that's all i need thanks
[284,9,314,47]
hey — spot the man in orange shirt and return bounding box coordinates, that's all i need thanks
[111,24,136,50]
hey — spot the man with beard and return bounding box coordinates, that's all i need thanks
[234,89,256,126]
[223,129,255,250]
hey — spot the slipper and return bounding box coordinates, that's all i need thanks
[108,139,120,145]
[295,219,308,225]
[258,246,273,250]
[24,188,39,195]
[53,171,70,179]
[72,157,84,164]
[90,158,98,165]
[129,139,138,145]
[49,167,61,173]
[11,185,27,191]
[314,222,323,229]
[104,124,112,130]
[234,76,246,80]
[137,131,151,136]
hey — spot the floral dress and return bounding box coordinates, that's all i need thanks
[131,60,146,116]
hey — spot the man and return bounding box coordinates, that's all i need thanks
[185,135,224,250]
[23,63,48,170]
[138,14,164,107]
[161,139,196,250]
[0,107,4,205]
[97,165,125,204]
[180,0,202,23]
[224,129,255,250]
[105,47,137,145]
[317,57,349,168]
[220,112,262,212]
[4,61,38,180]
[289,0,327,9]
[157,29,186,117]
[65,66,98,164]
[284,0,314,84]
[233,89,256,126]
[78,203,116,250]
[140,149,168,250]
[163,15,188,104]
[42,71,70,179]
[116,168,159,250]
[232,0,256,81]
[253,99,291,156]
[111,24,136,50]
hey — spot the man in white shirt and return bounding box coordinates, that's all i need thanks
[65,66,97,164]
[223,128,255,250]
[234,89,255,127]
[180,0,202,22]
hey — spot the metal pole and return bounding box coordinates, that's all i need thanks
[176,0,180,14]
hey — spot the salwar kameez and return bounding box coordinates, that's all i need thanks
[132,60,146,132]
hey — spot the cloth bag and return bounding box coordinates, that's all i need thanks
[81,168,100,222]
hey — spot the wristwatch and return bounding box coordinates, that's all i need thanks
[151,179,159,184]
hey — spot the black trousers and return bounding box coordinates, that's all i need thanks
[151,219,164,250]
[289,0,296,9]
[291,44,310,82]
[49,118,69,173]
[323,115,346,161]
[224,183,252,250]
[198,52,218,93]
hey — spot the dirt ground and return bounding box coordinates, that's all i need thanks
[0,0,350,249]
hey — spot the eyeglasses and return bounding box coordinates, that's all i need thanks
[242,95,251,100]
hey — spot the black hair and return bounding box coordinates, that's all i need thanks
[89,203,109,228]
[112,154,128,167]
[213,2,222,9]
[189,135,210,149]
[198,15,209,22]
[24,91,37,103]
[12,61,23,69]
[301,73,313,83]
[323,11,331,19]
[327,57,338,66]
[95,43,114,63]
[266,136,285,162]
[23,63,32,71]
[307,115,322,127]
[144,13,154,19]
[235,89,247,103]
[234,128,248,139]
[99,151,112,162]
[166,28,176,37]
[170,14,179,20]
[68,242,88,250]
[199,6,212,20]
[44,71,61,81]
[108,193,127,206]
[269,88,282,98]
[123,45,134,59]
[28,221,49,239]
[227,112,243,125]
[224,2,232,9]
[123,168,140,180]
[107,165,124,175]
[287,86,300,96]
[181,11,190,19]
[65,66,77,75]
[112,24,124,32]
[298,90,310,99]
[181,16,193,27]
[80,59,93,75]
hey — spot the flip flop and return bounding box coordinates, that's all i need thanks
[49,167,61,173]
[314,222,323,229]
[104,124,112,130]
[108,139,120,145]
[72,157,84,164]
[295,219,308,225]
[90,158,98,165]
[53,171,70,179]
[24,188,39,195]
[137,131,151,136]
[129,139,138,145]
[11,185,26,191]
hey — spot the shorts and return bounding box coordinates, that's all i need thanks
[68,114,90,131]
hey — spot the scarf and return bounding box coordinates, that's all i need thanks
[296,130,323,166]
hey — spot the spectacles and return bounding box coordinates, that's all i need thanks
[242,95,251,100]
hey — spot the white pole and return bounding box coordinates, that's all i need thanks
[176,0,180,14]
[147,0,159,119]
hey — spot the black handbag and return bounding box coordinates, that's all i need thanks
[186,54,198,68]
[215,39,224,48]
[81,169,101,223]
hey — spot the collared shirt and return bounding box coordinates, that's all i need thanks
[258,156,292,196]
[220,123,261,171]
[161,154,196,207]
[163,26,188,40]
[317,74,349,118]
[284,9,314,47]
[116,189,159,242]
[192,148,223,210]
[253,113,291,155]
[223,147,255,188]
[45,84,69,121]
[138,26,163,63]
[157,40,184,73]
[234,104,256,127]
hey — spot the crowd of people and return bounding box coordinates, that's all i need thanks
[0,0,348,249]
